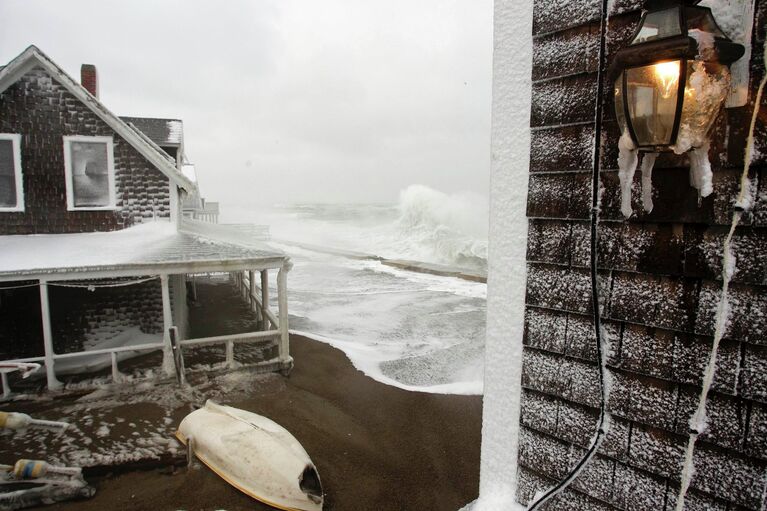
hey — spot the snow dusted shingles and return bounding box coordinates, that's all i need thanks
[526,264,596,314]
[524,307,567,354]
[739,344,767,403]
[608,272,697,332]
[527,172,590,219]
[517,467,616,510]
[675,389,747,451]
[533,26,599,81]
[532,0,601,36]
[598,415,631,461]
[611,463,667,511]
[517,2,767,509]
[616,324,675,380]
[530,125,595,173]
[119,117,184,147]
[527,220,572,265]
[687,444,767,509]
[672,335,741,395]
[607,371,678,432]
[520,389,561,437]
[684,225,766,285]
[745,402,767,459]
[695,280,767,344]
[522,349,601,408]
[532,75,598,128]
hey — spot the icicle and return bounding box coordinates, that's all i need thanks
[617,131,638,218]
[640,153,657,213]
[689,141,713,197]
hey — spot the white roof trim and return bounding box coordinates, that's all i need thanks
[0,46,195,192]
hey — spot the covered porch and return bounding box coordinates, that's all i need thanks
[0,222,292,395]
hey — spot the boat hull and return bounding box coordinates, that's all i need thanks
[176,400,323,511]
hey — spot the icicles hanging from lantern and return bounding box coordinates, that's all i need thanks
[609,0,744,218]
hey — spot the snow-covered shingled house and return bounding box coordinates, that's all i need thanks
[0,46,293,392]
[472,1,766,510]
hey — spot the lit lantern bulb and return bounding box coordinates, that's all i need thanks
[654,61,680,99]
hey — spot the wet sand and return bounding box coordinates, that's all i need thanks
[40,334,482,511]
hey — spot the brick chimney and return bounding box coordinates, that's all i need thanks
[80,64,98,98]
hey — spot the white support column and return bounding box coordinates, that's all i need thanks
[160,274,174,376]
[470,1,533,509]
[39,281,62,390]
[1,373,10,398]
[261,270,269,330]
[276,262,292,372]
[248,270,256,312]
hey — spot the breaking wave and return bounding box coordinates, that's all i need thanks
[231,184,489,271]
[391,185,488,270]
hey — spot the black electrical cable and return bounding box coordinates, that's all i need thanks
[526,0,611,508]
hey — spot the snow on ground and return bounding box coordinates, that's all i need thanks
[0,368,284,469]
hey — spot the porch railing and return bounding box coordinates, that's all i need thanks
[0,265,293,399]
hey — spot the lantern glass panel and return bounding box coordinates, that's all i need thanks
[685,7,725,38]
[625,60,682,146]
[631,7,682,45]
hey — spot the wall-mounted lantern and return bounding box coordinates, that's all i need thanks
[609,0,745,217]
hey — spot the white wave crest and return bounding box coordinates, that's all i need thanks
[392,185,488,269]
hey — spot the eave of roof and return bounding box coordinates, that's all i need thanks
[0,46,195,192]
[0,222,287,282]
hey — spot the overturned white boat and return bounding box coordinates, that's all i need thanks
[176,400,323,511]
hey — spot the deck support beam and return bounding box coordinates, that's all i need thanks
[277,263,292,374]
[39,281,62,390]
[160,274,174,376]
[261,270,269,331]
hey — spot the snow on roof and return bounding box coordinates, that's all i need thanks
[120,117,184,146]
[0,221,286,281]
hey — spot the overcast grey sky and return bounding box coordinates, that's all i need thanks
[0,0,492,206]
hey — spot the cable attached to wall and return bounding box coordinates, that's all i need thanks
[48,276,159,290]
[674,36,766,511]
[0,277,159,292]
[526,0,611,508]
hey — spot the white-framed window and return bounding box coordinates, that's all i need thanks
[0,134,24,212]
[63,135,116,210]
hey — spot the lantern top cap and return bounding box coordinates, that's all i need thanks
[644,0,700,9]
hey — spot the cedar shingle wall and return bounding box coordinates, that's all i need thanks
[0,67,171,234]
[518,1,767,509]
[0,280,163,360]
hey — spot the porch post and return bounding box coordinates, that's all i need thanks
[160,274,174,376]
[260,270,269,331]
[39,281,62,390]
[276,262,292,374]
[248,270,256,312]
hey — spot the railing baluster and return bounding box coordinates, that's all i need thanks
[226,340,234,368]
[1,373,10,399]
[110,352,121,383]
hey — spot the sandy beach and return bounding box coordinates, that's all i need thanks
[26,334,481,511]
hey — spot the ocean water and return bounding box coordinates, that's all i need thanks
[226,185,488,395]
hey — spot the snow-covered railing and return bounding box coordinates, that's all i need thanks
[0,261,292,398]
[233,270,280,330]
[0,327,284,398]
[179,330,281,368]
[0,341,165,397]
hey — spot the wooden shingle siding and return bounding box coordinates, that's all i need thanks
[0,67,171,235]
[519,0,767,508]
[0,280,164,360]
